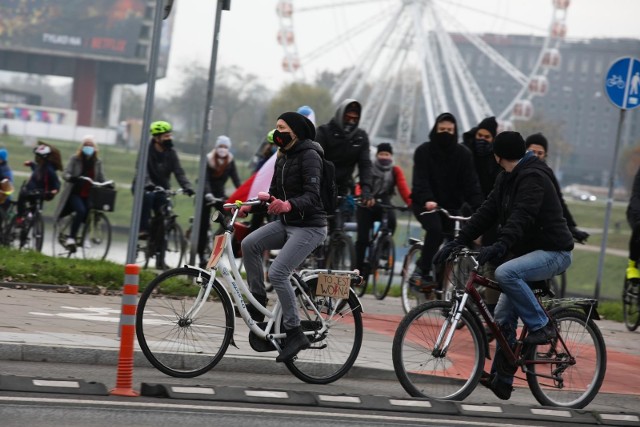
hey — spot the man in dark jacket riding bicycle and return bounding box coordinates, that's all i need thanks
[434,131,574,401]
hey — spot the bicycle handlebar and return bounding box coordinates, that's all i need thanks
[420,206,471,222]
[354,197,409,211]
[79,176,115,188]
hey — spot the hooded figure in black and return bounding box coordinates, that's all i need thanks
[410,112,483,290]
[316,99,373,204]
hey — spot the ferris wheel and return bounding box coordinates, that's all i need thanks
[276,0,569,149]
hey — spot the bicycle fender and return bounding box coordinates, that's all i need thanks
[185,264,238,347]
[548,303,601,321]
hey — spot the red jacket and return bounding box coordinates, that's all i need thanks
[355,165,412,207]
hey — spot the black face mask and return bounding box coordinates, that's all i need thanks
[432,131,455,147]
[162,139,174,149]
[343,123,356,134]
[475,139,493,156]
[273,130,292,148]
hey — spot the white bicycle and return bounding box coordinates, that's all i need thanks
[136,199,365,384]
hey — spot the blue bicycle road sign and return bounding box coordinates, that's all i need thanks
[605,57,640,110]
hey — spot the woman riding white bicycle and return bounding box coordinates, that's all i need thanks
[236,111,328,363]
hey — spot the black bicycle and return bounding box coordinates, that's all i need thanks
[137,187,187,270]
[4,188,49,252]
[358,201,408,300]
[623,277,640,331]
[53,177,116,260]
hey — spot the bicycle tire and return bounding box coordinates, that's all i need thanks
[136,267,234,378]
[392,300,485,400]
[81,211,111,261]
[52,216,74,258]
[372,235,394,300]
[325,234,355,272]
[400,243,428,314]
[164,222,186,269]
[23,212,44,252]
[526,308,607,409]
[622,278,640,332]
[284,275,363,384]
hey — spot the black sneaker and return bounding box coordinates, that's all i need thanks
[479,372,513,400]
[409,273,435,293]
[524,322,557,345]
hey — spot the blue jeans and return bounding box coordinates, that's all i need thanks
[67,194,89,239]
[241,221,327,330]
[140,191,168,233]
[492,249,572,384]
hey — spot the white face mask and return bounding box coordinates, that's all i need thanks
[216,147,229,157]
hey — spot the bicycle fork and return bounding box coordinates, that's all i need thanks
[432,293,470,357]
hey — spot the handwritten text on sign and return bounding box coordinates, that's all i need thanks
[316,273,350,299]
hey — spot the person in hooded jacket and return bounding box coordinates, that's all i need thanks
[433,131,574,401]
[238,112,328,363]
[627,165,640,280]
[410,112,483,292]
[197,135,241,267]
[316,99,374,212]
[53,136,107,250]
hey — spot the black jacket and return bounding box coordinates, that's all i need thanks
[627,166,640,228]
[134,142,192,191]
[462,129,502,199]
[269,139,327,228]
[458,152,574,257]
[316,99,372,195]
[412,115,483,212]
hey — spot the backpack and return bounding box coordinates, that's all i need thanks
[321,157,338,214]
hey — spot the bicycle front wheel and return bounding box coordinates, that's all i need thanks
[22,212,44,252]
[623,278,640,331]
[400,244,428,314]
[136,267,234,378]
[372,235,395,300]
[164,222,186,269]
[325,235,355,271]
[526,309,607,409]
[392,300,485,400]
[285,275,364,384]
[81,211,111,260]
[52,216,74,258]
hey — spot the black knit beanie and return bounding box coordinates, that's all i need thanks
[377,142,393,154]
[493,131,526,160]
[525,133,548,154]
[477,116,498,138]
[277,112,316,141]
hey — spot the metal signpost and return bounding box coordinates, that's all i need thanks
[595,56,640,300]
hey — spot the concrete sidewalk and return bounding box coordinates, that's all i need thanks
[0,284,639,396]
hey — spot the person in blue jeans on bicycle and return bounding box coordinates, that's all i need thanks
[354,142,412,279]
[434,131,574,401]
[238,112,328,363]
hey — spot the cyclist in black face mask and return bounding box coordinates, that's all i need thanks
[133,120,194,244]
[316,99,374,217]
[409,112,483,294]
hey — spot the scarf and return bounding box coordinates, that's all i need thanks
[207,150,233,178]
[370,160,394,197]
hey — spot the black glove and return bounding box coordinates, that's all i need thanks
[477,242,508,266]
[570,226,589,243]
[68,176,80,183]
[183,188,195,197]
[433,240,465,265]
[144,184,156,192]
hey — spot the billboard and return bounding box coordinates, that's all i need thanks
[0,0,147,60]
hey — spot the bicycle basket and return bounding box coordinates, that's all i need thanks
[89,186,117,212]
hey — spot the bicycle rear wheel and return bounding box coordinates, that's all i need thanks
[372,235,395,300]
[285,275,364,384]
[22,212,44,252]
[400,243,428,314]
[136,267,234,378]
[392,300,485,400]
[164,222,186,269]
[623,278,640,331]
[52,216,75,258]
[81,211,111,260]
[526,309,607,409]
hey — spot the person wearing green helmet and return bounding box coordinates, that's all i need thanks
[249,129,278,173]
[133,121,194,267]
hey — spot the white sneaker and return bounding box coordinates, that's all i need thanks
[65,237,76,246]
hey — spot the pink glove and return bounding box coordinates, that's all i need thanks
[257,192,272,202]
[268,199,292,215]
[237,205,252,218]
